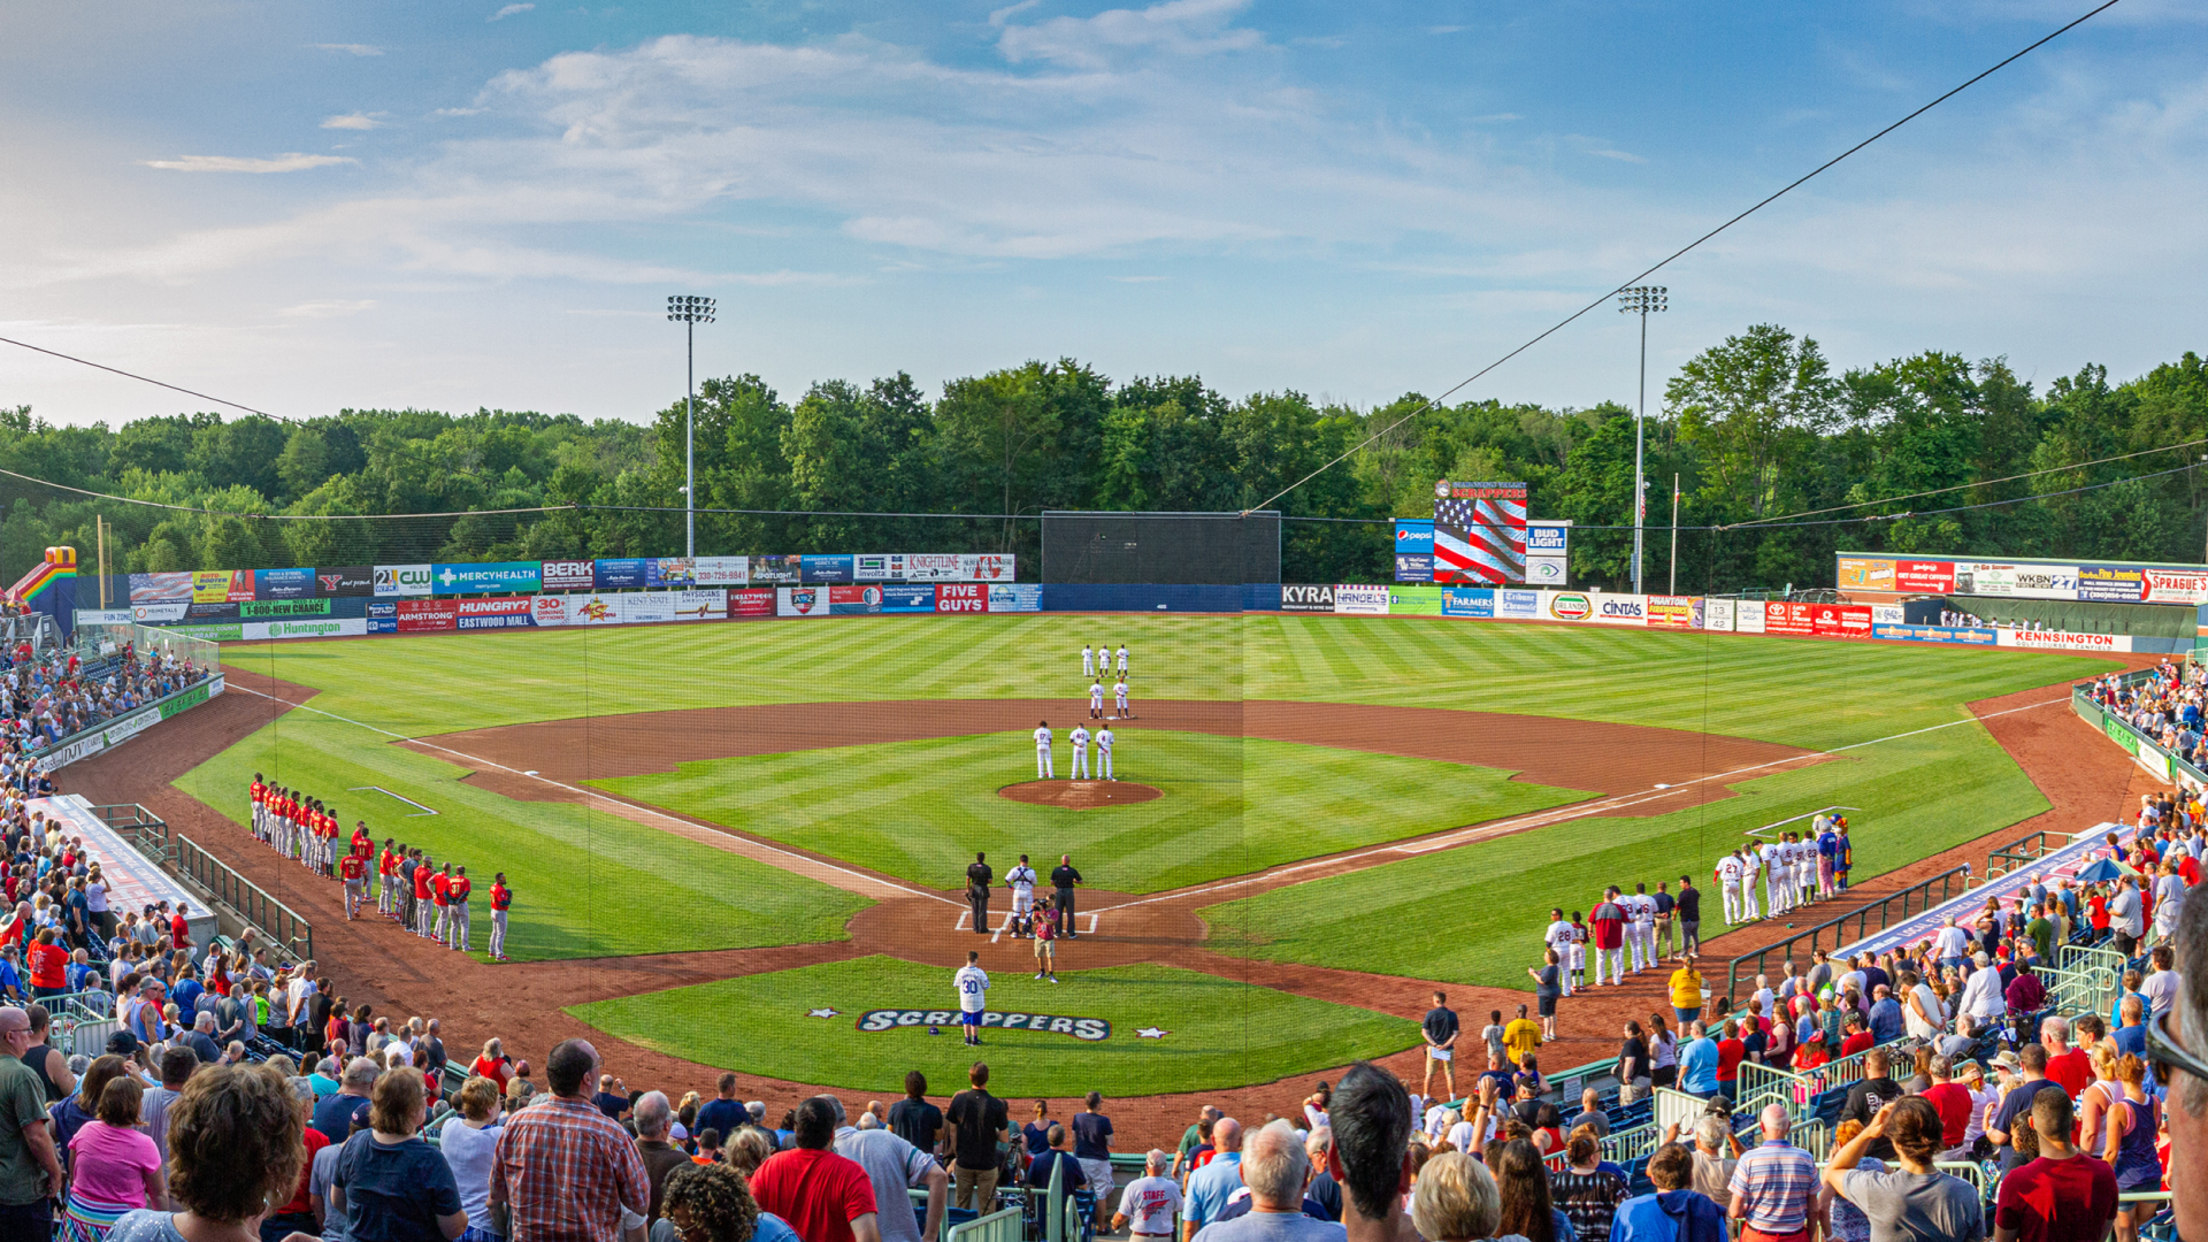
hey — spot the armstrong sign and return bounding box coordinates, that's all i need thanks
[853,1009,1110,1041]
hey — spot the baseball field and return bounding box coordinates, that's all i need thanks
[171,614,2111,1096]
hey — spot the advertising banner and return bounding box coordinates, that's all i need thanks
[1994,628,2134,653]
[74,609,132,628]
[694,556,750,586]
[1646,595,1696,629]
[242,599,331,620]
[185,601,241,621]
[1587,592,1649,627]
[853,555,896,581]
[749,555,802,585]
[1395,554,1434,582]
[880,584,936,614]
[967,554,1017,582]
[367,601,396,634]
[262,618,368,640]
[1736,599,1767,634]
[1334,585,1390,615]
[1497,589,1542,620]
[1279,585,1335,613]
[161,624,245,642]
[567,595,627,626]
[646,558,697,589]
[625,593,678,625]
[432,561,540,595]
[1389,586,1442,616]
[779,586,831,618]
[131,602,189,624]
[1836,557,1896,591]
[935,584,989,614]
[1525,557,1567,586]
[374,564,432,597]
[455,597,535,631]
[674,589,728,621]
[1442,588,1495,618]
[1434,483,1528,584]
[801,554,855,584]
[1703,598,1735,632]
[988,584,1042,613]
[528,596,568,627]
[129,573,192,605]
[728,589,775,619]
[1542,592,1592,623]
[1527,523,1569,557]
[1764,600,1815,637]
[539,560,596,591]
[193,570,254,603]
[1872,603,1906,625]
[1961,562,2077,599]
[593,559,647,591]
[314,566,374,597]
[1893,560,1957,593]
[2145,569,2208,606]
[1872,623,1998,646]
[395,600,458,633]
[1394,521,1434,554]
[828,585,878,615]
[252,568,315,601]
[1811,603,1873,638]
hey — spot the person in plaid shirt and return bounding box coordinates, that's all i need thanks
[489,1039,650,1242]
[1726,1104,1819,1242]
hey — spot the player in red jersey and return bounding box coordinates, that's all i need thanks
[412,859,435,936]
[377,840,399,916]
[488,873,512,962]
[339,849,368,920]
[448,866,474,951]
[430,864,453,945]
[248,774,267,843]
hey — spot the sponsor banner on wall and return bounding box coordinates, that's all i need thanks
[1764,600,1815,637]
[829,585,880,615]
[1394,521,1434,554]
[186,601,241,622]
[674,589,728,621]
[1441,588,1495,618]
[1646,595,1696,629]
[1872,603,1906,625]
[750,554,802,585]
[130,573,192,606]
[1994,628,2134,653]
[626,592,678,624]
[374,565,433,597]
[967,554,1017,581]
[2076,564,2149,602]
[1587,592,1648,626]
[1811,603,1873,638]
[1836,557,1897,591]
[260,618,368,640]
[1891,560,1957,593]
[242,599,331,619]
[1704,598,1736,632]
[1334,585,1390,616]
[728,588,776,619]
[528,596,568,627]
[367,602,396,634]
[75,609,133,627]
[252,568,316,601]
[853,555,898,581]
[455,597,535,631]
[1389,586,1442,615]
[395,599,458,633]
[1497,589,1541,620]
[1960,562,2077,599]
[131,602,189,623]
[433,561,541,595]
[2145,569,2208,606]
[1279,585,1335,613]
[880,584,936,614]
[693,556,751,586]
[539,560,596,591]
[779,586,830,618]
[1395,554,1434,582]
[1525,557,1568,586]
[193,570,254,603]
[1544,592,1593,622]
[1527,523,1569,557]
[566,594,627,626]
[936,584,989,614]
[801,554,855,583]
[315,566,374,597]
[646,558,697,589]
[988,584,1042,613]
[1736,599,1767,634]
[1872,623,1997,646]
[593,559,647,590]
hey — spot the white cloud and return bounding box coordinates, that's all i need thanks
[139,153,357,173]
[321,113,386,131]
[313,43,384,56]
[996,0,1263,70]
[489,3,534,21]
[1586,147,1646,163]
[279,299,378,318]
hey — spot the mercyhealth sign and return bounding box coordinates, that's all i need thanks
[853,1009,1110,1041]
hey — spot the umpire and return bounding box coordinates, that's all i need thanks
[966,852,992,934]
[1051,854,1082,939]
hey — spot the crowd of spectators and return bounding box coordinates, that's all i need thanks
[2,640,211,754]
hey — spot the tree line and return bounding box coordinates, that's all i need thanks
[2,325,2204,591]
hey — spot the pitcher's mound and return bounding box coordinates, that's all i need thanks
[998,780,1162,809]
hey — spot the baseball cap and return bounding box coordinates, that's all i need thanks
[105,1031,138,1056]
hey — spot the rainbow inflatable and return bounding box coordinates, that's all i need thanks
[7,547,77,637]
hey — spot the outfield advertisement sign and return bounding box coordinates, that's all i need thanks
[801,555,855,584]
[1441,588,1495,618]
[825,585,938,615]
[396,600,458,633]
[1279,585,1334,613]
[1736,600,1767,634]
[1395,554,1434,582]
[253,568,316,600]
[1703,599,1735,632]
[750,555,802,585]
[1393,521,1434,554]
[625,593,678,625]
[1871,623,1998,645]
[193,571,253,603]
[540,560,596,591]
[935,584,989,614]
[694,556,751,586]
[1994,628,2134,653]
[374,565,433,596]
[131,602,189,623]
[988,584,1042,613]
[729,589,776,619]
[1646,595,1695,629]
[1764,601,1815,637]
[1388,586,1442,616]
[779,586,830,618]
[1811,604,1873,638]
[129,573,192,605]
[433,562,540,595]
[1960,562,2077,599]
[2144,569,2208,605]
[316,566,374,597]
[593,559,648,590]
[456,597,535,631]
[1334,585,1390,615]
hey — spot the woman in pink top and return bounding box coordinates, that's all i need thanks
[63,1076,165,1242]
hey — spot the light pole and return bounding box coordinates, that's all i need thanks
[1616,285,1667,593]
[666,295,716,557]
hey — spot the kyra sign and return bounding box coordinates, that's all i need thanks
[853,1009,1111,1041]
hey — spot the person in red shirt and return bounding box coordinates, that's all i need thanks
[339,850,368,921]
[1918,1055,1974,1159]
[448,866,474,953]
[2041,1015,2093,1096]
[1714,1018,1747,1093]
[1992,1089,2116,1242]
[431,865,454,945]
[489,873,512,962]
[378,840,401,918]
[1838,1013,1874,1058]
[1588,888,1627,986]
[170,902,192,952]
[1794,1028,1831,1071]
[749,1098,879,1242]
[413,859,436,937]
[26,927,67,999]
[249,774,268,844]
[351,822,373,861]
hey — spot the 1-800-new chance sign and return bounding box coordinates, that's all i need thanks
[855,1009,1110,1041]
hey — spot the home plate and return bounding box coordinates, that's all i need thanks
[1654,783,1671,789]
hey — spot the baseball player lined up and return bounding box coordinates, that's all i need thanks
[954,951,989,1046]
[1114,679,1131,717]
[1070,725,1092,779]
[1095,726,1115,780]
[1082,645,1097,678]
[1034,721,1055,779]
[1089,681,1105,720]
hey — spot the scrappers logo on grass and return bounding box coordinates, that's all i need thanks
[852,1009,1111,1041]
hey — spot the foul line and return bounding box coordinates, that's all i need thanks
[347,785,438,817]
[228,683,962,907]
[1093,695,2074,915]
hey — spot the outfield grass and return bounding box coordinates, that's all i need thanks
[173,713,870,962]
[568,954,1421,1096]
[1199,711,2049,988]
[588,731,1590,894]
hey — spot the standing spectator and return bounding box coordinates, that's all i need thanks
[943,1064,1007,1213]
[1547,1130,1623,1242]
[22,1005,72,1106]
[60,1075,164,1242]
[104,1065,304,1242]
[632,1094,689,1224]
[436,1077,504,1242]
[1408,1152,1508,1242]
[487,1040,649,1242]
[1668,958,1704,1026]
[1420,993,1457,1104]
[1609,1145,1723,1242]
[1302,1132,1340,1224]
[1685,1116,1736,1215]
[314,1060,378,1149]
[2141,945,2181,1022]
[1991,1089,2114,1242]
[695,1076,748,1146]
[2098,1055,2162,1242]
[470,1042,515,1094]
[829,1096,945,1242]
[1183,1118,1244,1242]
[1675,876,1701,957]
[1822,1099,1981,1242]
[1726,1105,1816,1242]
[1676,1024,1718,1099]
[1615,1022,1651,1106]
[1528,953,1562,1041]
[329,1067,465,1242]
[2040,1018,2091,1096]
[748,1098,878,1242]
[1021,1102,1051,1159]
[1502,1007,1541,1069]
[1588,891,1626,987]
[1834,1049,1904,1163]
[886,1076,940,1155]
[1196,1120,1338,1242]
[140,1048,197,1166]
[1986,1047,2063,1172]
[1110,1151,1182,1241]
[651,1162,791,1242]
[1071,1093,1114,1231]
[1322,1065,1415,1242]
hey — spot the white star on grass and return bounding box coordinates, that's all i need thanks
[807,1007,840,1019]
[1137,1027,1168,1039]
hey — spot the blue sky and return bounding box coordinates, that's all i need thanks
[2,0,2202,426]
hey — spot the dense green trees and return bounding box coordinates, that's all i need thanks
[2,329,2205,591]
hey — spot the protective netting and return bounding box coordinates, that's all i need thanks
[1041,511,1281,585]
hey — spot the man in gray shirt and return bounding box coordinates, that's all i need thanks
[828,1096,948,1242]
[1822,1098,1981,1242]
[140,1046,199,1164]
[1192,1120,1343,1242]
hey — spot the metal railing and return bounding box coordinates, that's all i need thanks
[173,833,315,962]
[948,1208,1022,1242]
[1985,832,2067,881]
[1719,866,1971,1013]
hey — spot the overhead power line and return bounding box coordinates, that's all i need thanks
[1242,0,2125,518]
[0,335,286,421]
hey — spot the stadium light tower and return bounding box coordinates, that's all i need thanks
[1616,286,1667,593]
[666,295,716,557]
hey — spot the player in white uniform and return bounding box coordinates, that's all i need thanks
[1006,856,1038,937]
[1070,724,1091,779]
[1626,886,1657,973]
[1082,645,1095,678]
[1034,721,1054,779]
[1715,852,1743,923]
[1761,839,1788,915]
[1791,834,1813,906]
[954,951,989,1046]
[1096,726,1114,780]
[1736,847,1761,921]
[1114,679,1130,716]
[1089,681,1105,720]
[1542,908,1576,996]
[1116,644,1129,675]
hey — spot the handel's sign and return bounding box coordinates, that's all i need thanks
[854,1009,1110,1041]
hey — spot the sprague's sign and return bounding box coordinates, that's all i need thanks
[854,1009,1110,1041]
